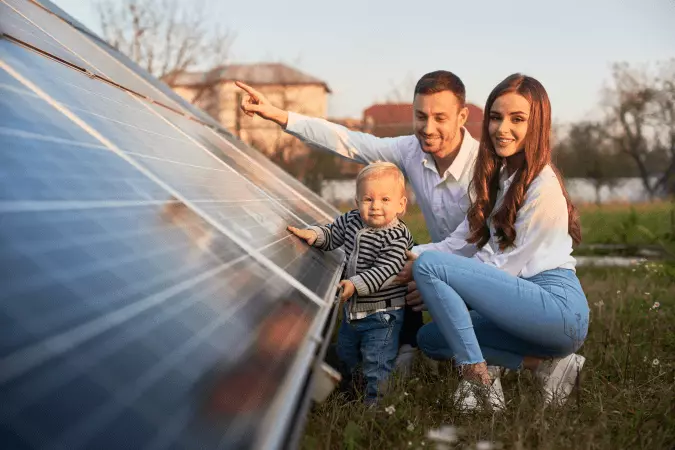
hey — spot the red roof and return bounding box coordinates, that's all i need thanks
[363,104,413,125]
[362,103,484,139]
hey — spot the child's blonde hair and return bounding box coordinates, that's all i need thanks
[356,161,406,196]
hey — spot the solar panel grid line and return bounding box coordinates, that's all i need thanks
[2,65,302,218]
[0,1,99,75]
[206,127,338,223]
[138,101,324,227]
[0,125,109,150]
[1,231,199,315]
[0,254,253,420]
[44,272,264,450]
[3,0,187,112]
[32,0,227,129]
[1,31,93,76]
[213,132,341,218]
[0,199,179,213]
[1,242,220,361]
[0,236,236,385]
[128,98,314,227]
[0,57,331,310]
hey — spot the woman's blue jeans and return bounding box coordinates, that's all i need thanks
[413,252,589,370]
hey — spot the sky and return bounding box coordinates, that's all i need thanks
[52,0,675,124]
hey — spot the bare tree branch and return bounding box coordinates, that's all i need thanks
[604,60,675,199]
[96,0,235,85]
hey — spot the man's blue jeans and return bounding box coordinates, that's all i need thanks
[337,306,403,402]
[413,252,589,370]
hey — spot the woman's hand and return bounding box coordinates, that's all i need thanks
[338,280,355,302]
[394,251,418,285]
[405,281,427,312]
[235,81,289,127]
[287,226,318,245]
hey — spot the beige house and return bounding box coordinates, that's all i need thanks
[170,63,331,162]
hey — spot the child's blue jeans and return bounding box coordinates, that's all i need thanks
[336,305,403,402]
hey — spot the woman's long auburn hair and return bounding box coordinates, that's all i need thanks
[466,74,582,250]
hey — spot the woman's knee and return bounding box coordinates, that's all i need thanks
[413,251,457,278]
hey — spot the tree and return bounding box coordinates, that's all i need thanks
[604,60,675,199]
[96,0,234,88]
[555,121,627,205]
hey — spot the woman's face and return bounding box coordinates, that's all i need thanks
[488,93,530,158]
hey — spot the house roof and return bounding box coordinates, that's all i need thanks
[170,63,331,92]
[363,102,484,139]
[363,104,412,126]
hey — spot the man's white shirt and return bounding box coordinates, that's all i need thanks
[286,111,479,246]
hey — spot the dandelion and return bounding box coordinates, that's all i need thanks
[384,405,396,415]
[476,442,494,450]
[652,359,660,367]
[407,421,415,432]
[427,425,458,444]
[650,301,660,310]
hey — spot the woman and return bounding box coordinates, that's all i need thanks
[410,74,590,411]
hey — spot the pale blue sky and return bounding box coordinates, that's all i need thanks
[53,0,674,124]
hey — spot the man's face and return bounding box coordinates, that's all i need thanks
[413,91,468,159]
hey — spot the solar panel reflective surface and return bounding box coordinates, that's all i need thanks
[3,0,187,111]
[0,2,344,447]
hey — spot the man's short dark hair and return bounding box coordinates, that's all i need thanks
[414,71,466,106]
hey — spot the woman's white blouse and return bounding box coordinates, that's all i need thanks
[412,165,576,278]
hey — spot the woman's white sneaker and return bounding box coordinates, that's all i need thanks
[453,376,505,412]
[535,353,586,406]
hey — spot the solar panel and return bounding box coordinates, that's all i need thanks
[3,0,188,111]
[0,2,344,448]
[0,1,97,73]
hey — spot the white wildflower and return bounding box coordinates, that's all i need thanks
[594,300,605,308]
[645,292,651,296]
[427,425,458,444]
[616,290,621,295]
[476,441,494,450]
[650,301,661,310]
[385,405,396,415]
[652,359,660,367]
[407,421,415,432]
[404,391,410,396]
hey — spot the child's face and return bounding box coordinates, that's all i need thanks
[355,174,407,228]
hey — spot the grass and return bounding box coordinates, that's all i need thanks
[304,202,675,449]
[577,201,675,250]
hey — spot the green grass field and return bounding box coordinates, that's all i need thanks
[304,202,675,449]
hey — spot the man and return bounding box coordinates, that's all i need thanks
[236,71,480,373]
